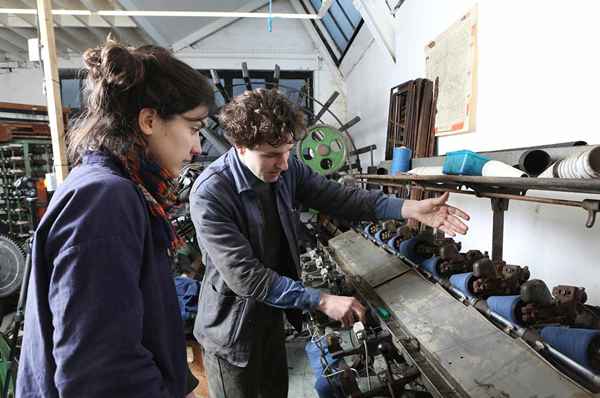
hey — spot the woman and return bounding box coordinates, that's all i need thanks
[16,39,214,398]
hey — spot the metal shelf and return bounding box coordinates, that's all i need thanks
[356,173,600,195]
[355,173,600,262]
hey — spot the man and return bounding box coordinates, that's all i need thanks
[190,89,469,398]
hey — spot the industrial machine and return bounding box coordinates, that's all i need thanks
[168,63,600,397]
[309,219,600,397]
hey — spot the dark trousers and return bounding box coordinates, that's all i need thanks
[203,307,289,398]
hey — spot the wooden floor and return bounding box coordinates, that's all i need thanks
[188,338,318,398]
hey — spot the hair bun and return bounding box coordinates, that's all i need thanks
[83,39,145,89]
[83,47,103,80]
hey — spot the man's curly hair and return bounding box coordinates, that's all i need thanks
[219,88,306,149]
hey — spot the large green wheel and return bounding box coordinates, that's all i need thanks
[297,125,347,175]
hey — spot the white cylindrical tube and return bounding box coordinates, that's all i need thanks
[407,166,444,175]
[481,160,527,177]
[557,146,600,178]
[547,146,600,179]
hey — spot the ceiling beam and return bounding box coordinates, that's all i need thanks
[352,0,396,63]
[53,0,109,43]
[0,8,320,19]
[2,0,36,26]
[61,26,105,48]
[115,0,168,47]
[79,0,143,46]
[80,0,137,27]
[288,0,345,84]
[0,36,26,60]
[0,13,34,27]
[54,27,91,53]
[172,0,270,52]
[0,27,29,51]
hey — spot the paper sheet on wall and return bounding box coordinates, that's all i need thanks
[425,6,478,136]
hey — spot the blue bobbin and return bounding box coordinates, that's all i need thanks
[374,229,387,245]
[363,223,376,238]
[386,234,402,254]
[487,295,522,326]
[398,237,428,265]
[421,256,441,278]
[541,327,600,371]
[449,272,475,299]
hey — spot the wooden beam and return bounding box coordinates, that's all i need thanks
[36,0,69,183]
[172,0,270,52]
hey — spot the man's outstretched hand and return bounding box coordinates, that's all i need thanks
[401,192,470,236]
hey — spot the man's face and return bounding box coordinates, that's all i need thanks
[237,141,294,183]
[141,105,209,177]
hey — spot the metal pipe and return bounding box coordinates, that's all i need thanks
[313,91,339,123]
[272,64,280,89]
[519,149,551,176]
[210,69,230,102]
[241,62,252,91]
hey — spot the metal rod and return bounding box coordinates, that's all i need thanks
[362,181,586,209]
[313,91,339,123]
[357,180,597,228]
[210,69,230,102]
[241,62,252,91]
[339,116,361,132]
[355,173,600,195]
[491,198,509,262]
[272,64,280,89]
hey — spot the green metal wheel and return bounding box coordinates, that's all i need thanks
[297,125,348,175]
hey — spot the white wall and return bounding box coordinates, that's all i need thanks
[343,0,600,303]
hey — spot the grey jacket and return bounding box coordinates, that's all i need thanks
[190,148,403,366]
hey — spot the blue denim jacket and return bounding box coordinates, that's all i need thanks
[190,148,403,366]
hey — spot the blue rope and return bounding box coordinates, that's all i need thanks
[267,0,273,32]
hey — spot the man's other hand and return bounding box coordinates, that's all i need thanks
[317,293,366,328]
[401,192,470,237]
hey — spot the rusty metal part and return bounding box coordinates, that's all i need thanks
[519,280,590,327]
[438,249,486,277]
[389,226,417,251]
[412,232,461,259]
[471,258,530,298]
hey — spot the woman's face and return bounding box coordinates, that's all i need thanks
[140,105,210,176]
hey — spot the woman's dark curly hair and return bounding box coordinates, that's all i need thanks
[67,38,214,163]
[219,88,306,149]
